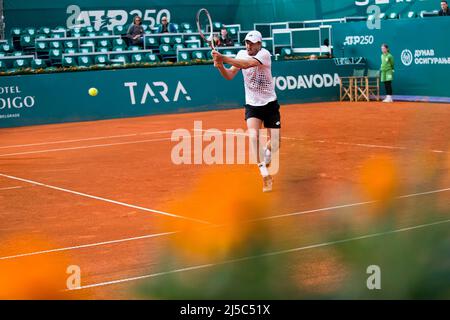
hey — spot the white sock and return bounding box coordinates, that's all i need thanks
[264,148,272,165]
[258,162,269,178]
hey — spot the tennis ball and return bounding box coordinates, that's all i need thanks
[88,88,98,97]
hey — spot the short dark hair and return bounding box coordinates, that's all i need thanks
[381,43,390,51]
[442,1,448,4]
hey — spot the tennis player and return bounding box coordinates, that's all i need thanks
[212,30,280,192]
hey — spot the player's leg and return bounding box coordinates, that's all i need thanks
[246,117,263,163]
[247,117,272,192]
[263,101,281,167]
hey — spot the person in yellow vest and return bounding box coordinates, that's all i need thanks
[380,43,394,103]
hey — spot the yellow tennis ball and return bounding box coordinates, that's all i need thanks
[88,88,98,97]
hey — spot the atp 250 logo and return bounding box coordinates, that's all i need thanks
[66,5,171,31]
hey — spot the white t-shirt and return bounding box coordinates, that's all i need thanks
[235,48,277,107]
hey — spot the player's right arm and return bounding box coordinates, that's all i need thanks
[212,50,242,81]
[215,63,240,80]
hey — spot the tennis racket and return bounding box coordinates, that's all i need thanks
[196,8,217,66]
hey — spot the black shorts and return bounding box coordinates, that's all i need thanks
[245,100,281,129]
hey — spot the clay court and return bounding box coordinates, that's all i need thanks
[0,101,449,299]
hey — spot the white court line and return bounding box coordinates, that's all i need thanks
[68,218,450,291]
[252,187,450,222]
[193,129,448,154]
[0,173,211,225]
[0,231,178,261]
[1,185,448,261]
[0,130,174,149]
[0,134,203,157]
[0,186,23,191]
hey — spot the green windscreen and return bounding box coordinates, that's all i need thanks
[292,29,320,48]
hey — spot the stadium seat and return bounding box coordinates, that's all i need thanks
[128,46,141,51]
[23,28,37,37]
[213,22,223,32]
[145,36,159,49]
[97,47,109,53]
[173,36,183,45]
[187,42,200,49]
[226,26,239,39]
[86,32,97,38]
[173,43,185,52]
[187,35,201,42]
[110,54,129,65]
[78,56,93,67]
[113,25,126,35]
[177,51,191,62]
[94,55,109,66]
[112,46,125,52]
[31,59,46,70]
[97,39,111,49]
[99,31,111,36]
[145,53,161,63]
[64,48,77,55]
[50,41,62,50]
[159,44,176,60]
[280,47,293,59]
[35,35,47,40]
[13,59,30,69]
[50,33,63,39]
[181,23,192,33]
[82,26,95,34]
[49,49,63,62]
[79,47,94,54]
[38,27,51,36]
[20,35,34,49]
[12,51,24,56]
[0,61,6,72]
[64,40,76,49]
[131,53,145,63]
[172,23,180,33]
[113,38,126,47]
[191,50,207,60]
[1,44,13,54]
[69,28,82,37]
[10,28,21,37]
[62,56,77,67]
[81,39,96,47]
[160,36,172,45]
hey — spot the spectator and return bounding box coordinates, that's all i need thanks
[216,27,234,47]
[323,38,333,58]
[380,43,395,103]
[157,16,177,33]
[309,54,318,60]
[439,1,450,16]
[125,16,144,47]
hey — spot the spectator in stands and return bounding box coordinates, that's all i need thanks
[157,16,177,33]
[323,39,333,58]
[216,27,234,47]
[125,15,144,47]
[380,43,394,103]
[439,1,450,16]
[309,54,318,60]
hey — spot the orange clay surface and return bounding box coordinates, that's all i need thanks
[0,101,449,299]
